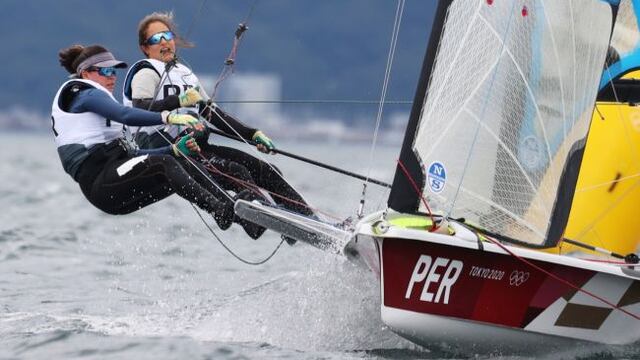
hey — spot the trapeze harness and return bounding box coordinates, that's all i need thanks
[123,58,200,148]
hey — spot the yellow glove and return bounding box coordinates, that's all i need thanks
[252,130,275,153]
[161,111,199,127]
[178,87,203,107]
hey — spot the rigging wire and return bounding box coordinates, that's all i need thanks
[209,0,259,100]
[213,99,412,105]
[184,0,208,40]
[191,202,286,265]
[201,103,320,211]
[481,234,640,321]
[189,0,306,212]
[358,0,406,218]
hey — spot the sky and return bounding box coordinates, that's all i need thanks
[0,0,436,138]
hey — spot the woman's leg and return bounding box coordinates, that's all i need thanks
[208,146,314,216]
[86,155,234,228]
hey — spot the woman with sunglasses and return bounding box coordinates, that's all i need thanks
[52,44,265,238]
[124,12,315,233]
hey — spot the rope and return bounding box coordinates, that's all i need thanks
[482,235,640,321]
[200,103,322,215]
[396,159,439,231]
[359,0,406,217]
[191,202,286,265]
[199,155,343,222]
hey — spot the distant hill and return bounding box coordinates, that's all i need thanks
[1,0,434,131]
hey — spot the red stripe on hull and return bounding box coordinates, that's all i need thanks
[382,238,595,329]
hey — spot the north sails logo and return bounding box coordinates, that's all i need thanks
[427,161,446,194]
[405,255,463,304]
[509,270,530,286]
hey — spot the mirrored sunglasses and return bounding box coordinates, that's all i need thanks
[146,31,175,45]
[89,67,117,77]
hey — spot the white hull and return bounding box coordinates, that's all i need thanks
[382,306,577,353]
[347,211,640,350]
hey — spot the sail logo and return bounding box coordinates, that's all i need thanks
[427,161,446,194]
[405,255,463,304]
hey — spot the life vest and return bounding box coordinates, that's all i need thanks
[122,58,201,138]
[51,78,124,179]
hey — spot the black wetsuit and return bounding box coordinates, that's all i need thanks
[63,85,233,222]
[132,96,314,217]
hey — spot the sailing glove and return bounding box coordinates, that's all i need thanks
[252,130,275,153]
[161,110,199,127]
[172,134,201,157]
[179,87,203,107]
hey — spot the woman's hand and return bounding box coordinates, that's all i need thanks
[162,110,199,127]
[172,134,201,157]
[179,87,203,107]
[252,130,275,153]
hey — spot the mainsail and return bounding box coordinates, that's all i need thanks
[388,0,616,247]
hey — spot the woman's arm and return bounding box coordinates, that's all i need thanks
[71,88,164,126]
[135,146,172,156]
[131,68,181,111]
[201,103,258,140]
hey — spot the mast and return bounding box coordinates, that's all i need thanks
[388,0,453,213]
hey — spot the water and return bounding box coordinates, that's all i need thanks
[1,134,639,359]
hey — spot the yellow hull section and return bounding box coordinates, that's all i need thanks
[554,95,640,256]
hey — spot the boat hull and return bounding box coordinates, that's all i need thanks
[350,215,640,350]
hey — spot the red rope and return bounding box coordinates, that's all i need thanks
[396,159,439,231]
[483,236,640,321]
[195,154,343,222]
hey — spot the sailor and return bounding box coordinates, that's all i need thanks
[52,44,264,238]
[123,11,315,224]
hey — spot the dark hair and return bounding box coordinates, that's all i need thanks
[58,44,109,74]
[138,11,193,53]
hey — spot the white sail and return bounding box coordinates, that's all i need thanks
[398,0,613,245]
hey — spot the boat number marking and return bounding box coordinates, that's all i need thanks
[509,270,529,286]
[405,255,463,304]
[427,161,446,194]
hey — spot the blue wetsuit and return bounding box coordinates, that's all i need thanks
[69,88,171,156]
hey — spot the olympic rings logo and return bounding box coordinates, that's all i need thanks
[509,270,530,286]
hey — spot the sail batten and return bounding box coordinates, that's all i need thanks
[389,0,615,247]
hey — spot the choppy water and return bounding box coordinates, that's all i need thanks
[1,133,639,359]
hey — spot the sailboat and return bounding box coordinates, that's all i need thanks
[235,0,640,350]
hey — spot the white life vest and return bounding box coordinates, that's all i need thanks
[122,58,201,138]
[51,79,124,148]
